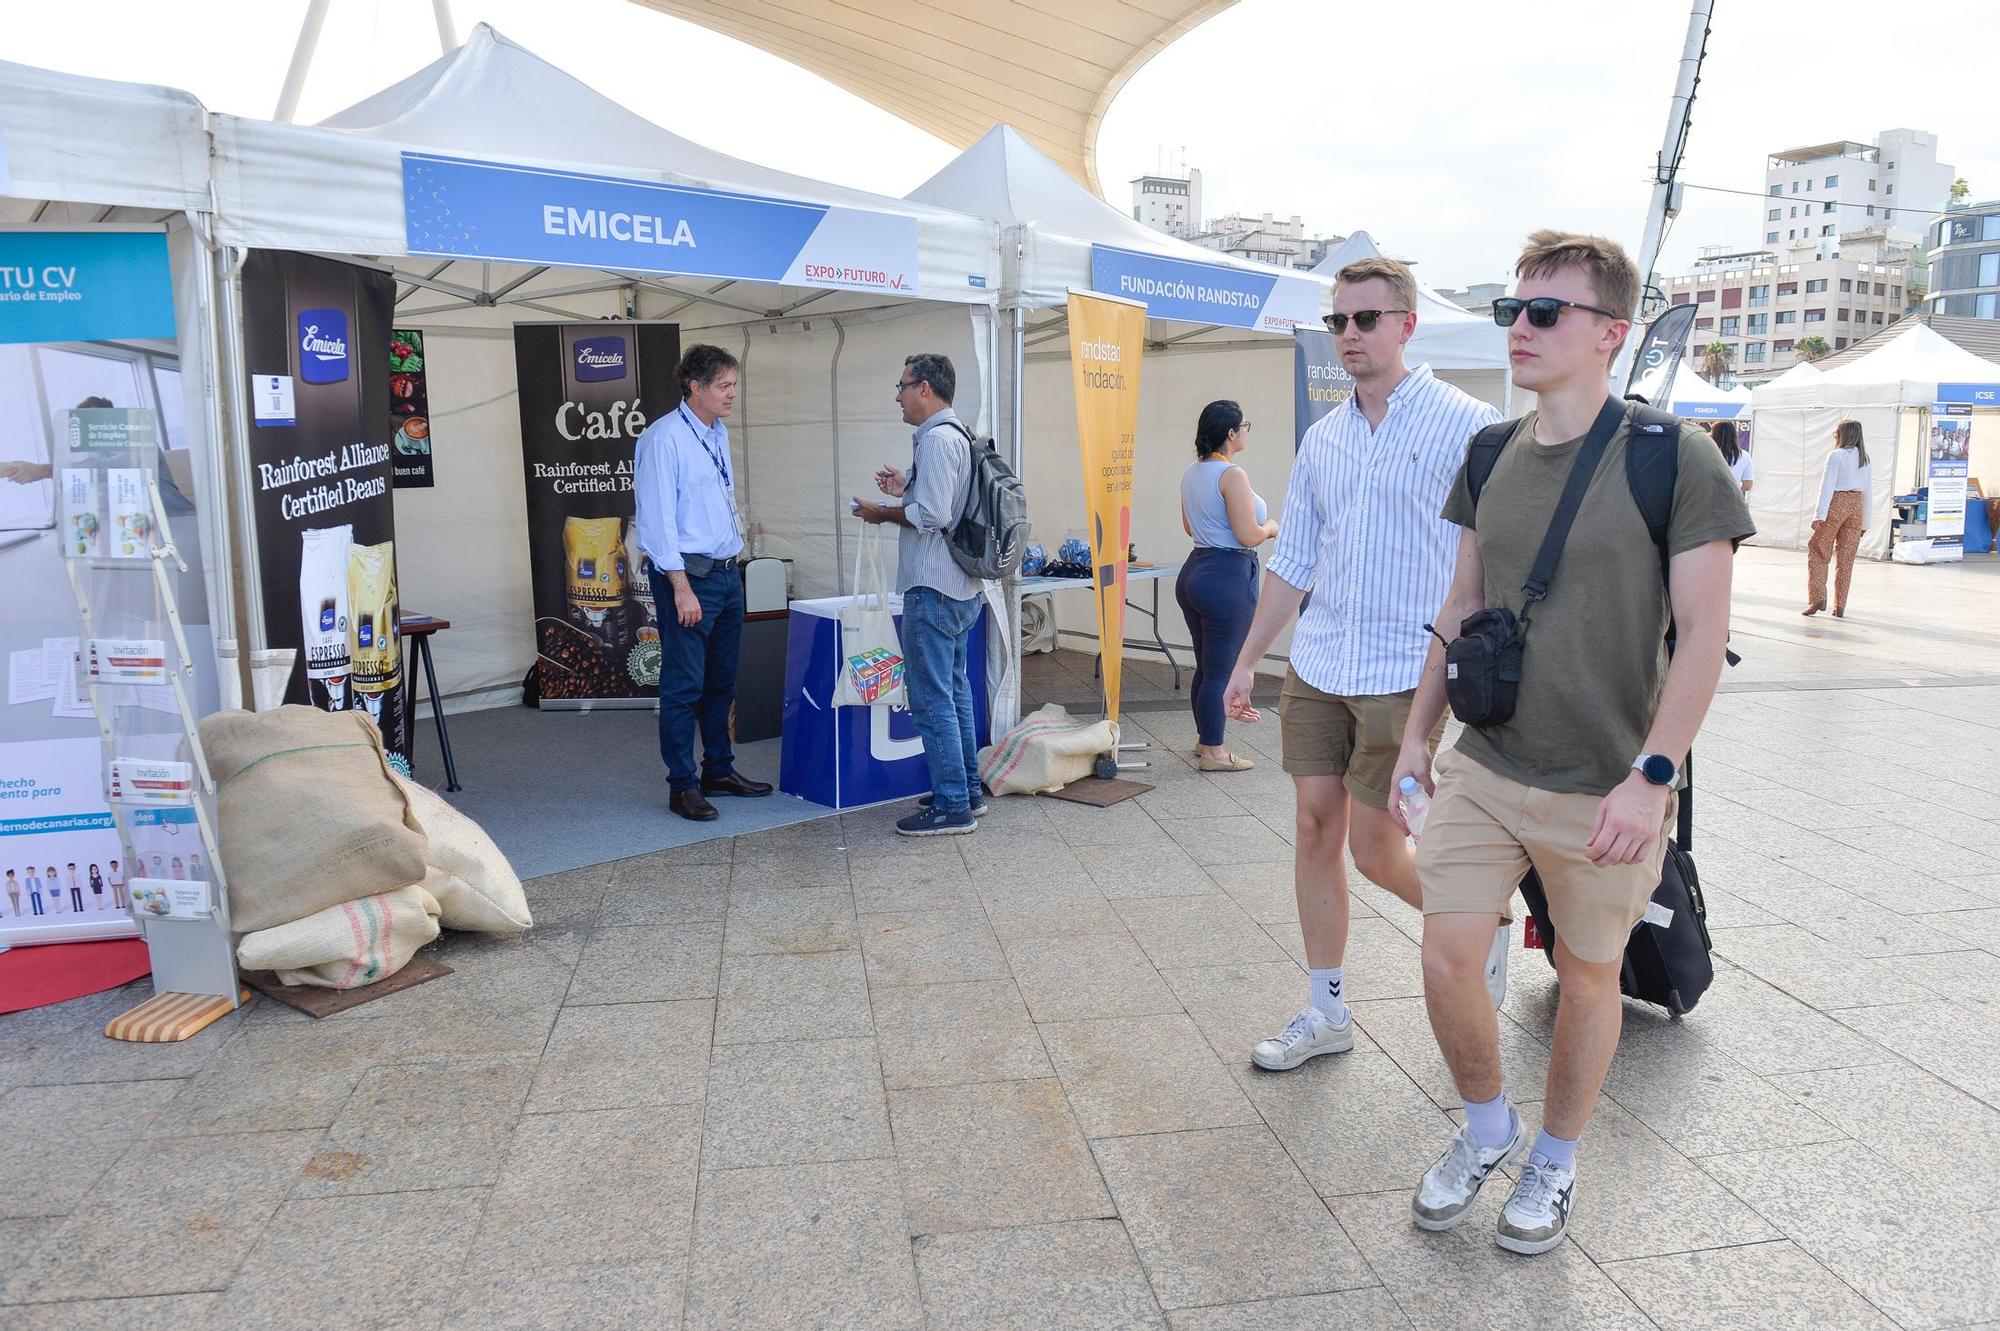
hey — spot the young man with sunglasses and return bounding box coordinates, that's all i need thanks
[1393,231,1751,1254]
[1222,256,1505,1073]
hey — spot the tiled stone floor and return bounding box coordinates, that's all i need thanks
[4,547,2000,1329]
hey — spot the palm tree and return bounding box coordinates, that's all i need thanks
[1794,336,1832,363]
[1699,340,1734,382]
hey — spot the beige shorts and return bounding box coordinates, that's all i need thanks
[1279,671,1445,809]
[1415,748,1675,965]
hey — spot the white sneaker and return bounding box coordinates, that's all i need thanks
[1411,1111,1527,1231]
[1250,1007,1354,1070]
[1486,922,1510,1011]
[1497,1153,1576,1255]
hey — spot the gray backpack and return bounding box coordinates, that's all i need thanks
[936,420,1030,580]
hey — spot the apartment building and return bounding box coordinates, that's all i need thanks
[1664,248,1912,383]
[1190,212,1345,271]
[1761,129,1955,260]
[1130,170,1203,240]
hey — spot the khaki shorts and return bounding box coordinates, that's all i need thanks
[1415,748,1676,965]
[1279,671,1445,809]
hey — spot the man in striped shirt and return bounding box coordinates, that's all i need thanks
[1223,257,1510,1072]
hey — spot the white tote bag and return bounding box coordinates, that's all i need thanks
[834,525,907,707]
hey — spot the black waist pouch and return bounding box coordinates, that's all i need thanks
[1444,608,1525,728]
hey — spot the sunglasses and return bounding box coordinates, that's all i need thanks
[1490,296,1622,328]
[1323,309,1409,334]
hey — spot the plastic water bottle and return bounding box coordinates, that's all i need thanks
[1397,776,1431,840]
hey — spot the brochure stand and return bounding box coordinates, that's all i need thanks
[58,409,242,1039]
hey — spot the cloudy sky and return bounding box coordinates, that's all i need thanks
[11,0,1997,288]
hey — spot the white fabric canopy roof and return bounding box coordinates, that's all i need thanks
[1311,231,1508,371]
[0,60,208,218]
[210,24,999,307]
[1753,324,2000,408]
[1663,360,1751,417]
[907,124,1329,323]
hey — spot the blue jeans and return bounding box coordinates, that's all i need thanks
[1174,548,1259,746]
[900,585,982,813]
[652,564,743,790]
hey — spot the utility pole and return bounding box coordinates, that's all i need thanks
[1618,0,1716,385]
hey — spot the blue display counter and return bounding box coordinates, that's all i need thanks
[778,595,989,809]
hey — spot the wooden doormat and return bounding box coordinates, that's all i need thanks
[1042,777,1153,807]
[242,957,454,1018]
[106,988,252,1043]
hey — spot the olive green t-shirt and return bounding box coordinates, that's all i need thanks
[1439,407,1755,796]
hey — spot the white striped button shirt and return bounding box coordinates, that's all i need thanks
[1269,364,1500,696]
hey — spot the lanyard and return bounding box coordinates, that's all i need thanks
[680,404,731,492]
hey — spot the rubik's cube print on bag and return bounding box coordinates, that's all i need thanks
[843,646,905,704]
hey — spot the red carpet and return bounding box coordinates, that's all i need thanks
[0,939,151,1015]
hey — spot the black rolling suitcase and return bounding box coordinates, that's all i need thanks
[1516,753,1714,1018]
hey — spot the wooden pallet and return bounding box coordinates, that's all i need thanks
[104,989,249,1043]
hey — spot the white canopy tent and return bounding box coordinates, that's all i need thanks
[909,126,1510,675]
[198,25,1007,710]
[1750,325,2000,558]
[1663,361,1752,420]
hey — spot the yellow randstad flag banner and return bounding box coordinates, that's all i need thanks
[1066,290,1145,725]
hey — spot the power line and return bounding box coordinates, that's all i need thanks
[1679,179,1953,223]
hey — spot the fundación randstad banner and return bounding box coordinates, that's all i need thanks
[401,152,919,296]
[1090,244,1324,333]
[1066,290,1145,726]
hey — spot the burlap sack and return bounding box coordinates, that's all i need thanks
[201,706,428,932]
[394,776,533,934]
[235,882,440,989]
[977,704,1118,796]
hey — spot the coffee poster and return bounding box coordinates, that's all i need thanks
[240,250,406,760]
[511,321,680,707]
[388,330,435,488]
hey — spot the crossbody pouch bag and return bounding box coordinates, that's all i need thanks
[1435,397,1628,729]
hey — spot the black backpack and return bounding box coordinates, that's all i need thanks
[1468,402,1718,1017]
[924,420,1030,581]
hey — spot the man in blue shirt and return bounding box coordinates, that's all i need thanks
[633,344,772,821]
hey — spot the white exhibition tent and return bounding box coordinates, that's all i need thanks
[1750,324,2000,558]
[189,25,1012,712]
[908,126,1511,669]
[1310,231,1510,377]
[1663,361,1752,420]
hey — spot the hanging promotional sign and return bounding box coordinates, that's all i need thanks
[0,229,175,345]
[1929,404,1971,553]
[240,251,406,759]
[403,153,919,295]
[513,321,681,707]
[1293,326,1352,447]
[1090,244,1323,332]
[389,330,435,488]
[1067,291,1145,726]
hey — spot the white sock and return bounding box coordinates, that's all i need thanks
[1464,1092,1514,1151]
[1309,967,1347,1025]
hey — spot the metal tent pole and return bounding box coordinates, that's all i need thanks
[273,0,332,122]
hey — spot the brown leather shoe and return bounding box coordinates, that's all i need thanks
[702,770,773,797]
[669,788,719,821]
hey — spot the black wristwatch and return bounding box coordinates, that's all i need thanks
[1632,754,1678,786]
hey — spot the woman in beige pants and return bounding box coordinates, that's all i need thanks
[1805,419,1871,618]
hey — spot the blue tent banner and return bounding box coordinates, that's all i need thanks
[1936,382,2000,405]
[1671,400,1746,420]
[1090,244,1323,332]
[401,153,918,295]
[1292,327,1352,446]
[0,230,176,346]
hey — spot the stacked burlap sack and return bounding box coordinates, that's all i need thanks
[977,704,1118,795]
[201,706,532,988]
